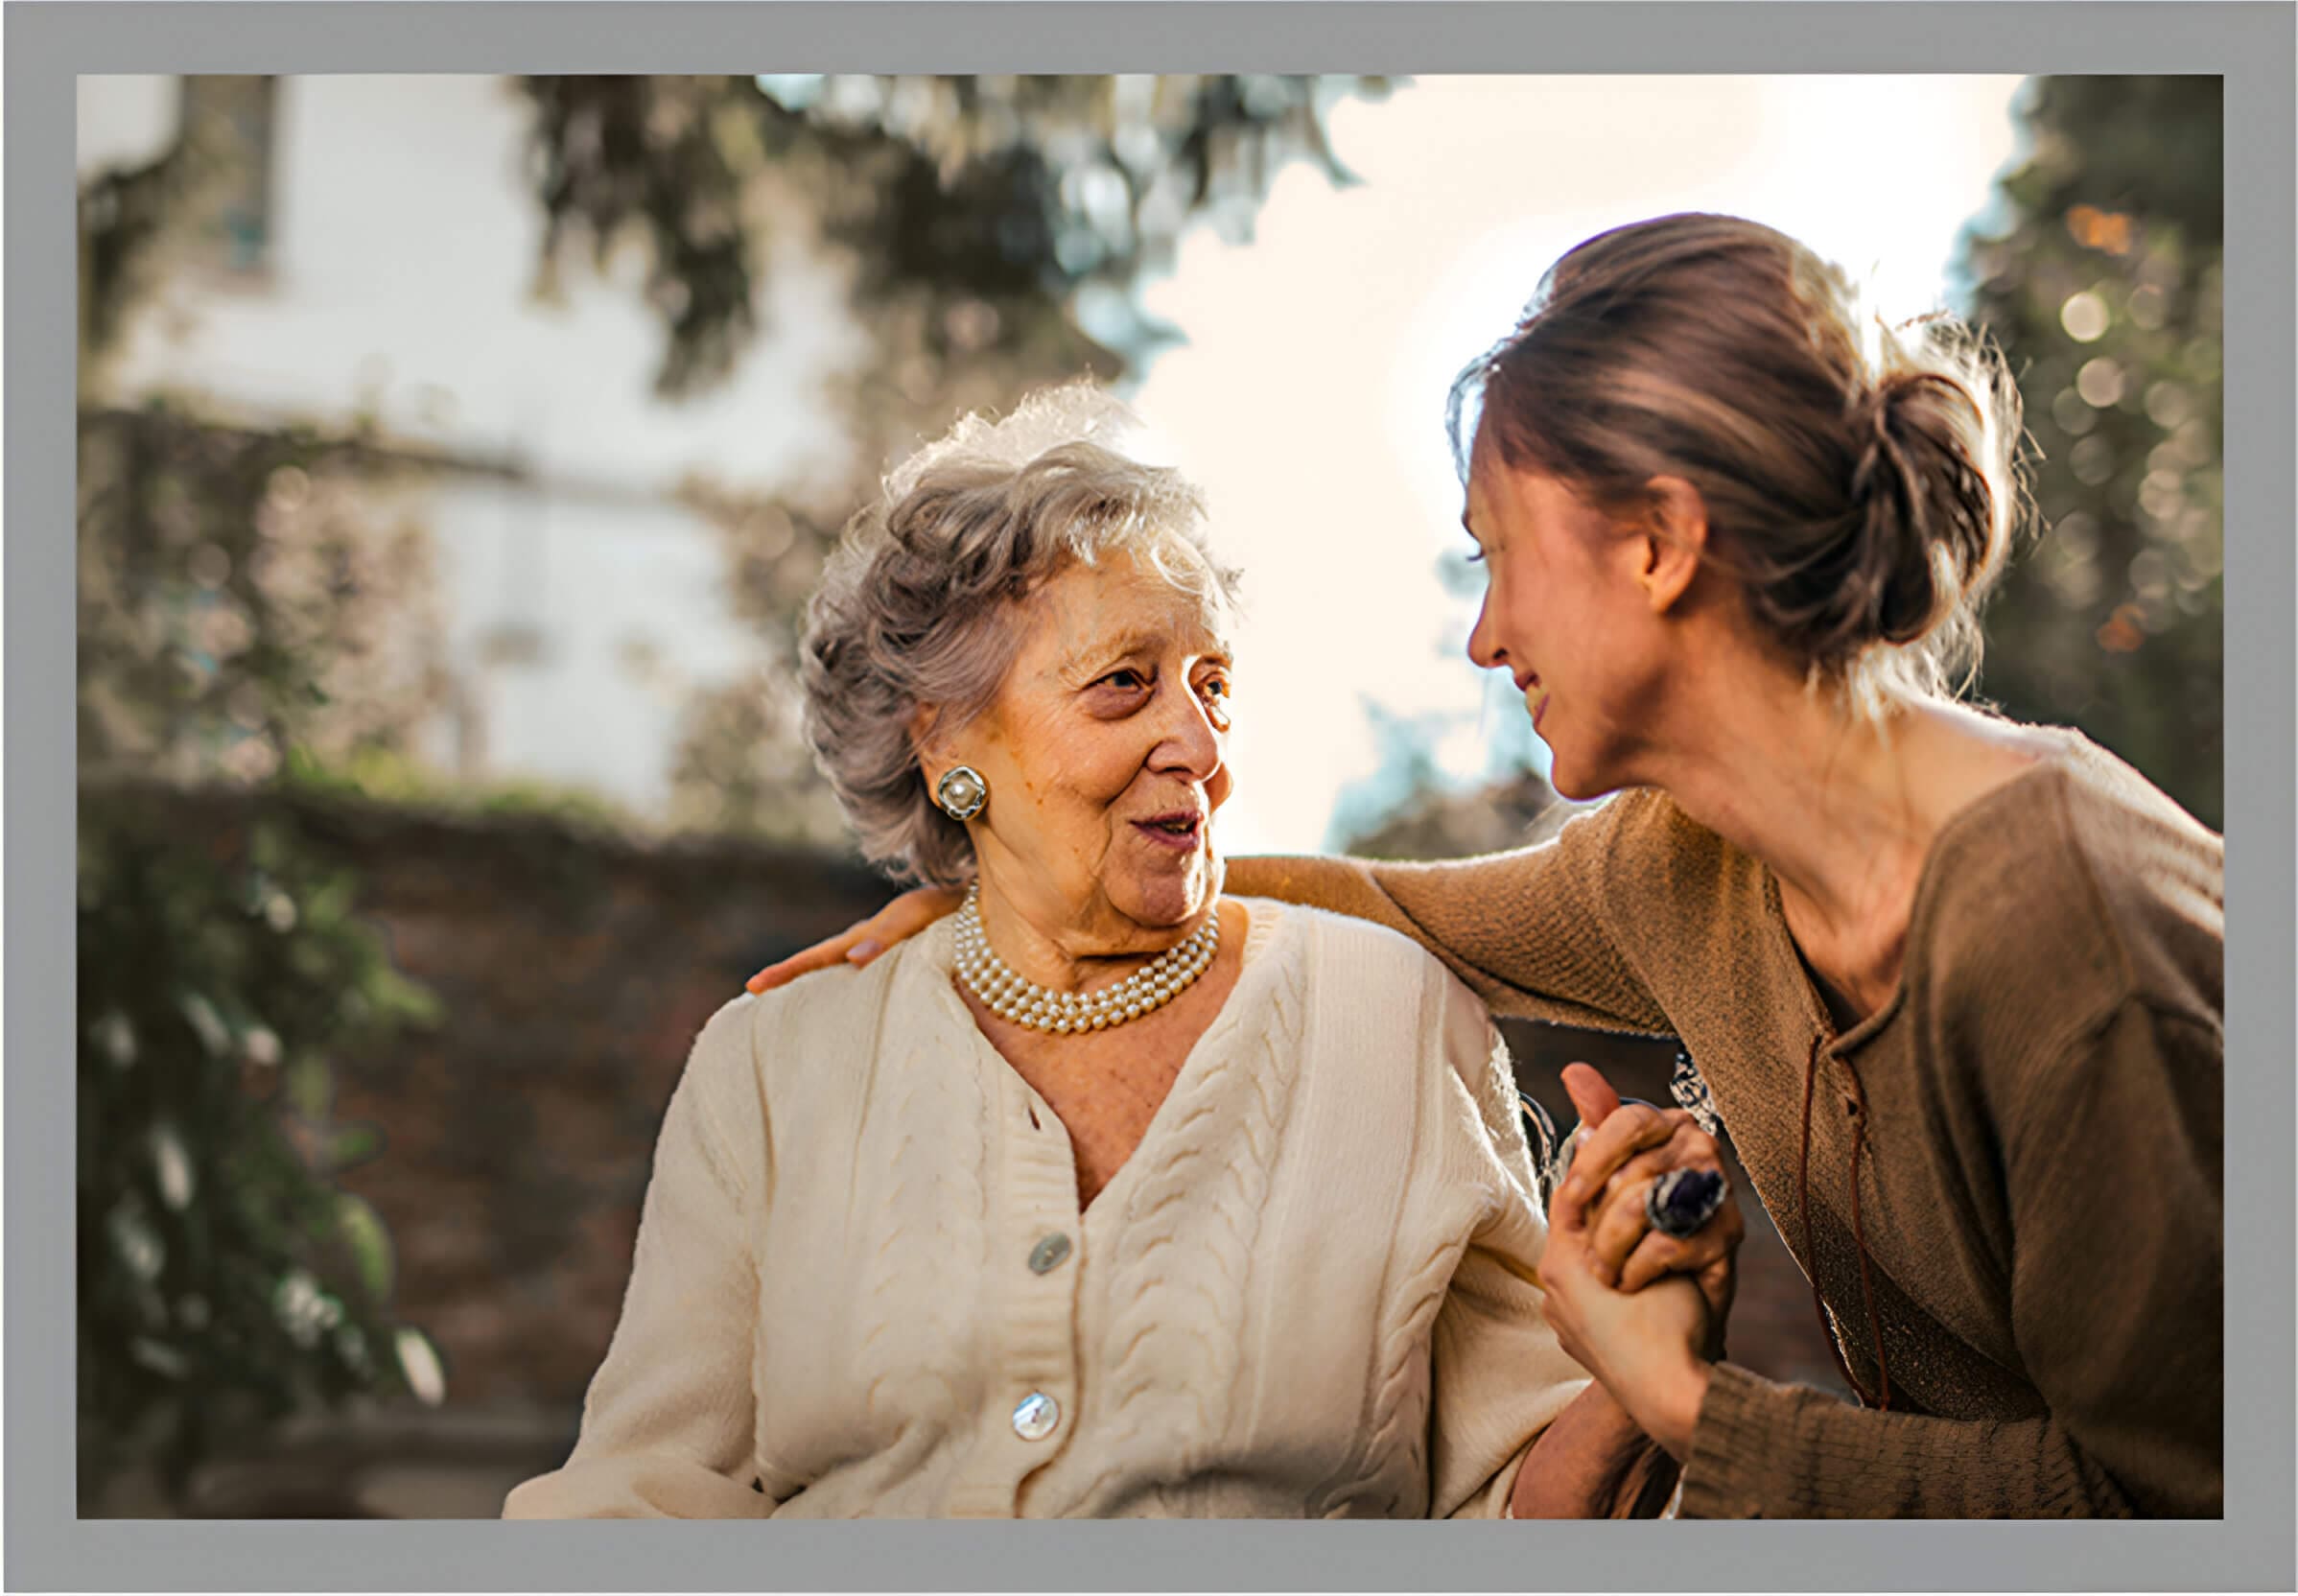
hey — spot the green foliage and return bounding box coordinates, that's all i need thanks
[517,74,1391,397]
[78,404,453,789]
[80,78,290,389]
[77,796,443,1502]
[1961,77,2223,829]
[78,145,193,377]
[77,397,455,1500]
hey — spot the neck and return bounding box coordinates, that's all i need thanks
[1633,662,1951,951]
[971,876,1211,996]
[1631,662,2054,1018]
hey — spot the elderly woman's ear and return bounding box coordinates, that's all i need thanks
[911,705,993,826]
[909,706,962,795]
[908,705,942,765]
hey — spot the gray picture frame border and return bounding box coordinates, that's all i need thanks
[11,4,2290,1589]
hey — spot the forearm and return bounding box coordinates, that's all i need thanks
[1510,1383,1679,1519]
[1227,826,1671,1034]
[1226,854,1430,934]
[1229,853,1534,1014]
[1677,1362,2141,1519]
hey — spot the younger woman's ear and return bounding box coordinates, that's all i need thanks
[1637,476,1709,615]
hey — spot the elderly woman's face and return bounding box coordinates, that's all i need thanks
[954,552,1233,945]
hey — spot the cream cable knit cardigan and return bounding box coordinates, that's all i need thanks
[503,899,1590,1519]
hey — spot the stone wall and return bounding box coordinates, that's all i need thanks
[262,791,893,1426]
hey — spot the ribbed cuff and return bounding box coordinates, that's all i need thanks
[1675,1362,1776,1519]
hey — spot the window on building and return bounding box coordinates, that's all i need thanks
[176,75,277,277]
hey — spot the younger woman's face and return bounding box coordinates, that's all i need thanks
[1462,429,1673,800]
[939,552,1233,951]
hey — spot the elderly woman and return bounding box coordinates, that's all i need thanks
[502,386,1708,1520]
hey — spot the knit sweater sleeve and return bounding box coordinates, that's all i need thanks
[1423,974,1597,1517]
[1225,795,1673,1035]
[502,998,769,1519]
[1677,997,2223,1518]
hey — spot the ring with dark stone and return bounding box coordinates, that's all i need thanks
[1646,1166,1729,1239]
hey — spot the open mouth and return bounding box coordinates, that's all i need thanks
[1134,811,1206,849]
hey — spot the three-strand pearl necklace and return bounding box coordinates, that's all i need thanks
[952,883,1219,1033]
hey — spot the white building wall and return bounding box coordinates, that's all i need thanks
[411,477,765,811]
[79,74,866,819]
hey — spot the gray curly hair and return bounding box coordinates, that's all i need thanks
[799,383,1243,887]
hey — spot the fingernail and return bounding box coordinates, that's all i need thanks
[847,939,881,963]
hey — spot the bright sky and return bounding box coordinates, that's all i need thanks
[1124,75,2027,856]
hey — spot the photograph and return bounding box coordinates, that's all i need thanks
[70,64,2228,1529]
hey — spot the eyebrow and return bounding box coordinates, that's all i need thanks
[1065,628,1233,675]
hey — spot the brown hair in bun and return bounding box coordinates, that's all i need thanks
[1451,213,2026,713]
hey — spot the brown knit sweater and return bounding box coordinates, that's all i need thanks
[1232,729,2223,1517]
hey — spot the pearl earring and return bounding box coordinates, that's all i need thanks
[934,764,988,821]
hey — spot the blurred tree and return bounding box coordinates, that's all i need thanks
[78,406,456,789]
[1326,546,1565,859]
[1959,76,2222,829]
[1327,702,1462,855]
[1341,766,1574,862]
[79,795,443,1508]
[517,74,1390,397]
[512,74,1393,841]
[75,395,456,1501]
[79,145,192,395]
[77,76,463,1505]
[80,77,285,400]
[74,405,454,1507]
[79,88,455,796]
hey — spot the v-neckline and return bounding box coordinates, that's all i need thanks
[1759,732,2079,1057]
[926,902,1282,1221]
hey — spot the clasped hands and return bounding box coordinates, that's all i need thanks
[1535,1063,1744,1461]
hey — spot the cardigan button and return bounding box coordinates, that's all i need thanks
[1028,1232,1072,1274]
[1012,1391,1061,1441]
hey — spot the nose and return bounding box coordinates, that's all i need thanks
[1148,681,1226,782]
[1467,590,1507,672]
